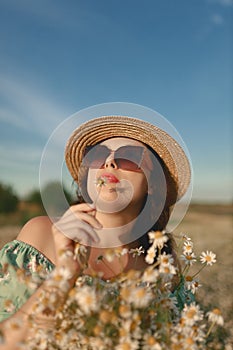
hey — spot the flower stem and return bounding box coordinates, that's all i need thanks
[192,263,206,279]
[206,321,216,338]
[182,264,190,276]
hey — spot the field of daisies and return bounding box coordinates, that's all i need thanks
[0,204,232,349]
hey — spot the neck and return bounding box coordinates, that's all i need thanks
[95,211,134,228]
[94,205,141,248]
[95,200,143,227]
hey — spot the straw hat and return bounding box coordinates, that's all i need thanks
[65,116,191,200]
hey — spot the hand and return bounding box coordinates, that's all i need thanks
[52,203,102,273]
[53,203,101,244]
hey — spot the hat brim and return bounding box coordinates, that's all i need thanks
[65,116,191,200]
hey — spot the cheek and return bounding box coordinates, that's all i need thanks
[131,174,148,199]
[86,169,99,202]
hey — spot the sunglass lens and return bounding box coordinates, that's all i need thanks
[115,146,144,170]
[83,145,110,168]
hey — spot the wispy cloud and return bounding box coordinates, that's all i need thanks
[0,76,68,136]
[211,13,224,24]
[0,107,31,131]
[215,0,233,5]
[0,144,42,164]
[0,75,70,195]
[0,0,106,32]
[207,0,233,6]
[0,0,70,26]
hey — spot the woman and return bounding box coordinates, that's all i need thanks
[0,116,191,348]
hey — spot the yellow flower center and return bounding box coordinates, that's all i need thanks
[85,295,94,305]
[185,275,193,282]
[147,336,158,345]
[155,231,163,239]
[120,343,131,350]
[186,308,197,318]
[212,308,221,315]
[99,310,113,323]
[135,288,146,298]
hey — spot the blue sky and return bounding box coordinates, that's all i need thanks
[0,0,232,203]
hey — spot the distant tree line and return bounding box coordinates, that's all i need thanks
[0,181,74,214]
[0,183,19,213]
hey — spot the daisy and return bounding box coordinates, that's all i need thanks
[95,176,107,187]
[148,230,168,249]
[104,249,116,262]
[145,246,156,264]
[207,308,224,326]
[29,330,49,350]
[86,337,106,350]
[48,268,73,292]
[142,266,159,283]
[129,246,145,257]
[99,309,116,324]
[183,241,193,254]
[200,251,217,266]
[56,266,74,280]
[182,303,203,326]
[182,234,192,242]
[159,263,177,277]
[115,338,139,350]
[119,304,132,319]
[121,248,129,256]
[120,286,133,303]
[75,285,98,314]
[184,275,201,294]
[180,252,197,266]
[158,252,174,266]
[142,333,162,350]
[130,286,153,308]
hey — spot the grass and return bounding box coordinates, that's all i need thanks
[0,202,232,345]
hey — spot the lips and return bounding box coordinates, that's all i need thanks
[101,173,120,183]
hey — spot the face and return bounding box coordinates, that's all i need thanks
[85,137,151,214]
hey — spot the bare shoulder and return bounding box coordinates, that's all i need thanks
[17,216,56,263]
[17,216,53,240]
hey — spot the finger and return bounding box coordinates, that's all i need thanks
[58,210,102,229]
[73,212,102,229]
[70,203,96,213]
[56,220,100,243]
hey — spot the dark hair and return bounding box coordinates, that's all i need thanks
[74,141,178,258]
[135,145,178,257]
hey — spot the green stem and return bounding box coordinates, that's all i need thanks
[191,263,206,279]
[206,321,216,338]
[182,264,190,276]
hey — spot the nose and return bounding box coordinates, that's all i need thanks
[104,152,118,169]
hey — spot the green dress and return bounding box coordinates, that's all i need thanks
[0,240,54,322]
[0,240,194,322]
